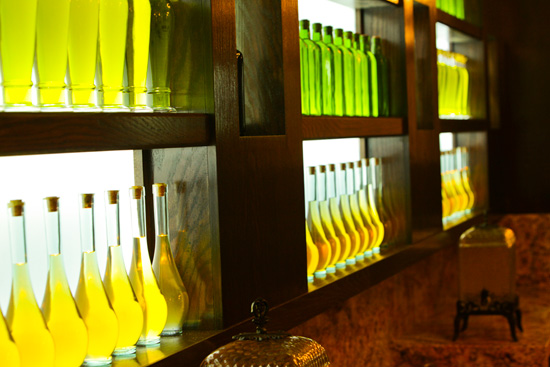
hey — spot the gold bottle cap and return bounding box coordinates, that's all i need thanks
[8,200,24,217]
[106,190,119,204]
[356,160,362,168]
[45,197,59,212]
[340,163,347,170]
[319,166,326,174]
[362,158,369,166]
[81,194,94,209]
[373,157,380,165]
[329,164,336,172]
[309,166,316,175]
[347,162,354,169]
[130,186,144,199]
[153,183,167,197]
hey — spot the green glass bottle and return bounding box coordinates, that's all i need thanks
[68,0,100,109]
[299,23,310,115]
[36,0,71,109]
[334,29,354,116]
[99,0,129,110]
[344,32,361,117]
[456,0,465,20]
[355,34,372,117]
[127,0,152,110]
[323,26,344,116]
[448,0,457,16]
[371,36,390,117]
[300,20,321,116]
[0,0,38,110]
[149,0,176,112]
[360,35,378,117]
[312,23,333,116]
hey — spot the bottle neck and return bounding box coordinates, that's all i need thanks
[334,35,343,46]
[326,169,336,199]
[336,165,347,197]
[323,34,333,44]
[79,194,96,253]
[369,159,382,190]
[299,28,310,40]
[346,164,355,194]
[361,158,369,189]
[105,191,121,247]
[360,38,369,53]
[153,185,169,237]
[43,197,61,255]
[354,164,362,192]
[8,201,27,264]
[312,31,322,42]
[315,168,326,202]
[344,36,352,48]
[130,187,147,238]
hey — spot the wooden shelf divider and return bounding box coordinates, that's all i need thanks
[439,118,489,132]
[436,9,482,39]
[302,116,406,140]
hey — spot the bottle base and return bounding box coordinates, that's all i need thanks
[161,329,183,336]
[112,346,137,356]
[137,336,161,346]
[314,270,327,279]
[335,262,347,270]
[326,266,336,274]
[307,275,314,283]
[83,356,112,366]
[346,258,356,266]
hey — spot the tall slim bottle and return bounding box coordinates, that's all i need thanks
[103,191,144,355]
[0,0,38,109]
[126,0,152,110]
[305,222,319,283]
[99,0,129,110]
[75,194,119,365]
[458,147,475,214]
[370,158,394,246]
[152,183,189,336]
[6,200,55,367]
[327,164,351,270]
[312,23,334,116]
[129,186,168,345]
[299,22,311,115]
[335,164,360,265]
[354,160,378,256]
[42,197,88,367]
[354,34,371,117]
[0,307,19,367]
[149,0,176,111]
[344,32,362,117]
[360,35,378,117]
[334,28,354,116]
[299,20,321,116]
[316,166,341,275]
[68,0,100,109]
[346,162,369,260]
[371,36,390,117]
[361,158,384,253]
[323,26,344,116]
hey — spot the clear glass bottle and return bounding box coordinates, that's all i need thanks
[361,158,384,253]
[354,34,371,117]
[323,26,344,116]
[0,0,38,110]
[360,35,378,117]
[335,164,360,265]
[344,31,362,117]
[6,200,55,367]
[354,160,378,257]
[42,197,88,367]
[371,36,390,117]
[334,28,355,116]
[98,0,129,110]
[327,164,351,270]
[129,186,168,345]
[299,20,321,116]
[370,158,394,246]
[103,191,144,355]
[75,194,119,366]
[346,162,369,260]
[68,0,100,109]
[126,0,152,110]
[458,147,476,214]
[316,166,341,275]
[305,221,319,283]
[0,307,19,367]
[152,183,189,336]
[312,23,334,116]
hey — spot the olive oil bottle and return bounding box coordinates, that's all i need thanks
[354,160,378,256]
[323,26,344,116]
[345,162,370,260]
[334,28,354,116]
[312,23,334,116]
[316,166,341,274]
[305,221,319,283]
[299,20,322,116]
[361,158,384,253]
[335,164,360,265]
[0,307,19,367]
[327,164,352,270]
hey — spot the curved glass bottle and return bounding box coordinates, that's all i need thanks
[42,197,88,367]
[299,20,321,116]
[327,164,351,270]
[354,160,378,257]
[345,162,369,260]
[370,158,393,246]
[75,194,119,366]
[316,166,341,274]
[371,36,390,117]
[0,307,19,367]
[323,26,344,116]
[361,158,384,253]
[103,191,144,355]
[335,164,360,265]
[313,23,334,116]
[68,0,100,109]
[334,28,354,116]
[152,183,189,336]
[299,22,310,115]
[305,221,319,283]
[129,186,168,345]
[6,200,55,367]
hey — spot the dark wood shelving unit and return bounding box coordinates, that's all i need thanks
[439,118,489,132]
[328,0,401,8]
[436,9,482,39]
[302,116,406,139]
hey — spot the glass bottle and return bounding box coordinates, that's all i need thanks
[327,164,351,270]
[149,0,176,111]
[0,0,38,110]
[456,0,465,20]
[98,0,129,110]
[299,22,310,115]
[354,34,371,117]
[335,164,360,265]
[305,221,319,283]
[299,20,321,116]
[458,147,476,214]
[316,166,341,275]
[360,35,378,117]
[68,0,100,109]
[455,53,470,117]
[345,162,369,260]
[344,32,362,117]
[152,183,189,336]
[334,28,355,116]
[371,36,390,117]
[6,200,55,367]
[75,194,119,366]
[129,186,168,345]
[42,197,88,367]
[0,307,19,367]
[312,23,334,116]
[361,158,384,253]
[103,191,144,355]
[354,160,377,257]
[323,26,344,116]
[126,0,152,110]
[437,50,447,116]
[370,158,394,246]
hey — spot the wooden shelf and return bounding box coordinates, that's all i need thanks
[439,118,489,132]
[0,113,213,157]
[436,9,482,39]
[302,116,406,140]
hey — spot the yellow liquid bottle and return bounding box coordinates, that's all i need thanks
[347,162,373,259]
[0,307,20,367]
[129,186,168,345]
[42,197,88,367]
[316,167,341,275]
[361,159,384,254]
[305,221,319,283]
[327,164,351,270]
[6,200,55,367]
[68,0,100,109]
[356,160,378,256]
[75,194,119,365]
[126,0,152,110]
[370,158,394,247]
[457,147,476,214]
[103,191,144,355]
[152,183,189,336]
[0,0,37,109]
[36,0,71,108]
[99,0,129,109]
[335,165,360,266]
[441,174,451,224]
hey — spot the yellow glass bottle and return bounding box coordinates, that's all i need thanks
[6,200,55,367]
[305,221,319,283]
[335,164,360,266]
[152,183,189,336]
[458,147,476,214]
[370,158,394,246]
[42,197,88,367]
[361,158,384,254]
[68,0,100,109]
[129,186,168,345]
[36,0,71,108]
[75,194,119,365]
[0,307,19,367]
[99,0,129,109]
[327,164,352,270]
[355,160,378,257]
[344,163,369,261]
[0,0,38,109]
[103,191,144,355]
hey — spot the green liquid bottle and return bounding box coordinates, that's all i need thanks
[0,0,38,109]
[334,28,354,116]
[344,32,361,117]
[36,0,71,109]
[313,23,334,116]
[299,20,311,115]
[360,35,378,117]
[300,20,321,116]
[371,36,390,117]
[456,0,465,20]
[448,0,457,16]
[127,0,152,110]
[68,0,100,109]
[355,34,372,117]
[149,0,176,112]
[324,26,344,116]
[99,0,129,110]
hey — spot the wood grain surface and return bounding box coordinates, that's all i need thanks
[302,116,405,139]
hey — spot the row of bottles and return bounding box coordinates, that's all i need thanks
[305,158,404,283]
[440,147,477,227]
[436,0,465,20]
[0,184,188,367]
[438,49,470,119]
[0,0,186,112]
[299,20,390,117]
